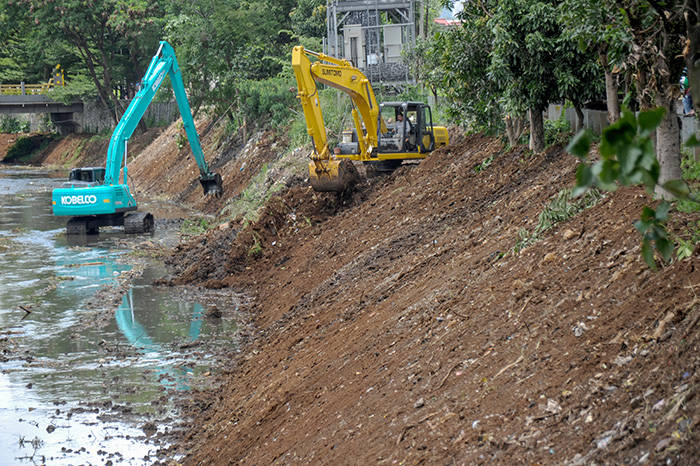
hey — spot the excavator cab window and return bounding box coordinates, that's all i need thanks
[418,105,436,152]
[68,168,105,185]
[378,105,406,153]
[404,109,418,151]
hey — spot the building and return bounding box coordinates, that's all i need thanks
[325,0,419,87]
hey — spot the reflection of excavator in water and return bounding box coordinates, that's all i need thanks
[291,46,449,192]
[52,41,223,235]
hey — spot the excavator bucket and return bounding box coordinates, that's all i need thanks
[309,158,359,192]
[199,172,223,196]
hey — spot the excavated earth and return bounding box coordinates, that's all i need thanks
[156,132,700,465]
[4,125,700,465]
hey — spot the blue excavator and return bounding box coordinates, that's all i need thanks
[52,41,223,235]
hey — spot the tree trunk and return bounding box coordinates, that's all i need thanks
[574,106,585,133]
[505,114,524,147]
[599,48,620,123]
[654,95,682,200]
[529,107,545,153]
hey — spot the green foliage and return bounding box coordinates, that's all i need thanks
[432,18,505,133]
[0,115,30,134]
[510,187,605,256]
[165,0,295,119]
[181,217,212,235]
[4,134,55,163]
[544,114,572,147]
[559,0,630,73]
[247,231,264,258]
[222,163,287,225]
[677,155,700,213]
[569,108,666,196]
[567,107,700,269]
[236,78,298,127]
[489,0,556,112]
[290,0,327,39]
[674,221,700,261]
[49,74,98,105]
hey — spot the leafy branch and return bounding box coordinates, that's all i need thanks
[567,107,698,269]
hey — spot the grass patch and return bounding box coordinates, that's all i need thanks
[506,187,605,258]
[3,134,56,164]
[181,217,213,235]
[222,162,289,224]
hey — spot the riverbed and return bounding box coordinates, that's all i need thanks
[0,166,241,465]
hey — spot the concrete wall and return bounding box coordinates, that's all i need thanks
[7,100,180,134]
[547,103,699,146]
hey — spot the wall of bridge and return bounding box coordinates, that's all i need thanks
[7,100,180,134]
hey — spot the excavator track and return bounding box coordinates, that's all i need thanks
[66,217,99,235]
[124,212,155,234]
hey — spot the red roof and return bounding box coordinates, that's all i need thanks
[434,17,462,27]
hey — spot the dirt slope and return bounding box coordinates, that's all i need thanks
[128,120,291,215]
[161,132,700,465]
[0,128,165,167]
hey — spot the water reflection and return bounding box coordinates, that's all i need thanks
[115,289,208,391]
[0,167,240,464]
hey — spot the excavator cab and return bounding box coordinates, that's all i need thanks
[67,167,105,184]
[377,102,436,154]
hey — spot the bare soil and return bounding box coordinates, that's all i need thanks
[0,134,18,161]
[150,131,700,465]
[4,125,700,464]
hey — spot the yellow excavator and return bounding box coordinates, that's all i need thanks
[292,46,449,192]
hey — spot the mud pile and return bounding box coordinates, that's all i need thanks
[158,131,700,465]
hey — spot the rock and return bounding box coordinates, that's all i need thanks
[545,398,562,414]
[414,398,425,409]
[652,399,665,411]
[141,422,157,437]
[655,437,672,452]
[613,355,633,366]
[205,306,223,319]
[573,322,589,337]
[563,229,577,240]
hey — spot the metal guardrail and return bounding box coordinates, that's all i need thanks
[0,82,56,96]
[0,65,65,96]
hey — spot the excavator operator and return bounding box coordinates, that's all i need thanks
[394,112,406,138]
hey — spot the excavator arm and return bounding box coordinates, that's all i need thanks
[105,41,222,195]
[293,46,388,191]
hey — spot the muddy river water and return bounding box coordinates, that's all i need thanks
[0,167,239,465]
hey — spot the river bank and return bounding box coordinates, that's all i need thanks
[5,124,700,464]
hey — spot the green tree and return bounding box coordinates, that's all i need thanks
[559,0,631,124]
[433,18,507,137]
[166,0,297,130]
[615,0,693,199]
[290,0,327,40]
[14,0,165,125]
[489,0,563,153]
[555,35,604,132]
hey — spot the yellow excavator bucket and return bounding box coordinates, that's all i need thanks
[308,158,358,192]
